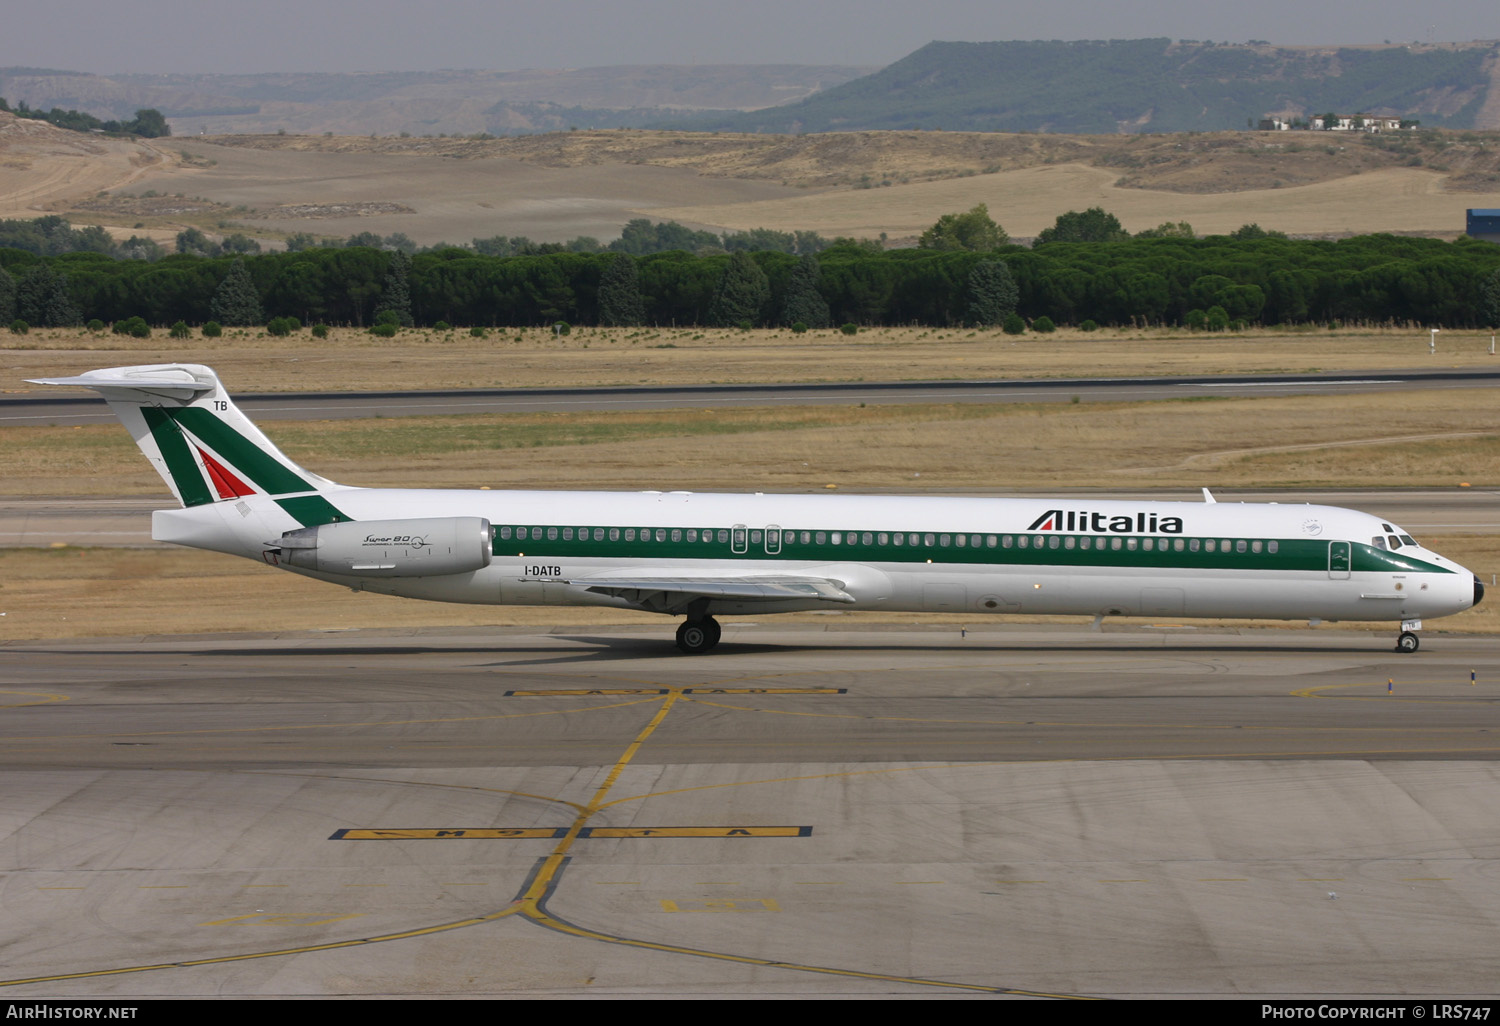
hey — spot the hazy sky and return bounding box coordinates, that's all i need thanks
[6,0,1498,75]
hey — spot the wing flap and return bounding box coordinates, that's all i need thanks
[570,573,856,606]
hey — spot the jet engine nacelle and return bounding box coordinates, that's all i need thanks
[277,517,492,577]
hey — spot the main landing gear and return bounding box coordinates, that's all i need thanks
[1395,631,1420,654]
[676,616,722,654]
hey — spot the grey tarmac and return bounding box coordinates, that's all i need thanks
[3,624,1500,998]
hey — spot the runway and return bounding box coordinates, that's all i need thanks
[4,624,1500,998]
[7,367,1500,426]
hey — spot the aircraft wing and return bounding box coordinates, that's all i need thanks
[569,572,856,610]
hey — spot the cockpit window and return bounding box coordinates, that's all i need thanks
[1379,521,1420,549]
[1372,536,1387,550]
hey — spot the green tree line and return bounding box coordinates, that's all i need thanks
[3,233,1499,330]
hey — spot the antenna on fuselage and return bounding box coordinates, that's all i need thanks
[1202,488,1217,504]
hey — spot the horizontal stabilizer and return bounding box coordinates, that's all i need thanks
[28,368,215,398]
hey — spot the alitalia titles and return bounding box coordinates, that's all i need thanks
[1027,509,1185,534]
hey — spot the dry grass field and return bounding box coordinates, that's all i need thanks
[6,387,1497,496]
[651,163,1500,241]
[7,114,1500,246]
[6,323,1498,395]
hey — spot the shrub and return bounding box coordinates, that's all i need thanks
[433,320,451,331]
[9,318,27,335]
[790,321,808,334]
[86,318,104,332]
[840,322,858,335]
[370,322,398,337]
[1205,305,1231,331]
[112,316,150,338]
[1032,315,1056,333]
[1079,319,1099,332]
[169,320,190,338]
[373,309,401,327]
[469,326,487,338]
[311,324,329,339]
[202,321,222,338]
[553,321,571,335]
[266,316,300,336]
[1184,309,1207,330]
[1001,313,1026,335]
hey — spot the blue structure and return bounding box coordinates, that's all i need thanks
[1468,209,1500,243]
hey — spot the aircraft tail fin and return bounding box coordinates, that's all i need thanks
[28,364,340,508]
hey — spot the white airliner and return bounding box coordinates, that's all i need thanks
[33,363,1483,654]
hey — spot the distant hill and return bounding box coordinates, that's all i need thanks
[662,38,1500,134]
[0,65,874,137]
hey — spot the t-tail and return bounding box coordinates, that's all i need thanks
[28,363,339,507]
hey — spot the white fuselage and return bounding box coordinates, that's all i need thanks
[152,486,1478,625]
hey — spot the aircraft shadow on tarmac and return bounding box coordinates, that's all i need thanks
[12,635,1427,665]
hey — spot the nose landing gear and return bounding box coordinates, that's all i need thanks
[1395,618,1423,653]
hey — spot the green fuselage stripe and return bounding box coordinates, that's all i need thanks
[141,407,214,507]
[493,527,1451,575]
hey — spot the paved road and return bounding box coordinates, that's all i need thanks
[3,625,1500,998]
[7,367,1500,425]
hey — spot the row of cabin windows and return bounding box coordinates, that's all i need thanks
[497,524,1280,556]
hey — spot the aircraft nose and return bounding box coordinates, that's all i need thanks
[1475,576,1486,609]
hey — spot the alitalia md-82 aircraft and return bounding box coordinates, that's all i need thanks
[33,363,1484,654]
